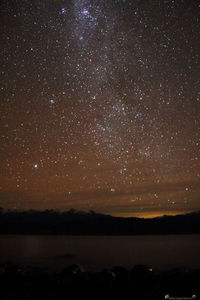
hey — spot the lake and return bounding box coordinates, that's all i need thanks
[0,234,199,272]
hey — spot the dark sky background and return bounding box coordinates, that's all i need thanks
[0,0,200,218]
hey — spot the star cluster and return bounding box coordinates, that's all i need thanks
[0,0,200,217]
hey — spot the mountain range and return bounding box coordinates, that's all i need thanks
[0,208,200,235]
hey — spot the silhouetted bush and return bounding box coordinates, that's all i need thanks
[0,262,199,300]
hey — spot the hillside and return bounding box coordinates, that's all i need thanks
[0,208,200,235]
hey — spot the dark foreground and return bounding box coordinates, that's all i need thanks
[1,263,199,300]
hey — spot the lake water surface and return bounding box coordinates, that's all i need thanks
[0,234,199,272]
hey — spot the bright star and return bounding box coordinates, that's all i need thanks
[50,99,55,105]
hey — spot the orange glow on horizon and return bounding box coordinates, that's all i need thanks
[111,210,195,219]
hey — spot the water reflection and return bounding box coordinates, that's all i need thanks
[0,234,199,271]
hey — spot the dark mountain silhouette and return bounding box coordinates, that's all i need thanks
[0,208,200,235]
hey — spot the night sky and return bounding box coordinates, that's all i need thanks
[0,0,200,218]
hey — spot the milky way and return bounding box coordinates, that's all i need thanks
[0,0,200,217]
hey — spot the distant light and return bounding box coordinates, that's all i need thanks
[111,188,115,192]
[148,268,153,272]
[33,164,38,169]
